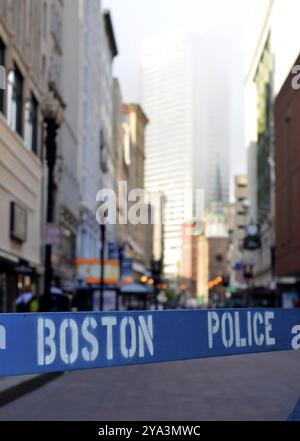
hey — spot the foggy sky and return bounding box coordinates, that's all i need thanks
[103,0,259,196]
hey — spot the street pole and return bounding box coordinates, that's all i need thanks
[43,118,59,310]
[41,92,64,311]
[116,244,124,311]
[154,284,158,310]
[99,223,105,311]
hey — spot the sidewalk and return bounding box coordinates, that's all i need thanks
[0,372,63,407]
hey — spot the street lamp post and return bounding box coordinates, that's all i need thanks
[151,259,162,310]
[99,224,105,311]
[42,93,64,310]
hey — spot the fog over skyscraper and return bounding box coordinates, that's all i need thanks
[142,33,239,279]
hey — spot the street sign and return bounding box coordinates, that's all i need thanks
[45,223,59,245]
[0,308,300,377]
[75,258,120,284]
[108,242,119,259]
[121,258,133,273]
[121,258,133,284]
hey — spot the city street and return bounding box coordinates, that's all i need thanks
[0,350,299,421]
[1,1,300,429]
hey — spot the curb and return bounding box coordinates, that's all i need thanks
[0,372,64,407]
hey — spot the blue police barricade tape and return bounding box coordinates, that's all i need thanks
[0,308,300,377]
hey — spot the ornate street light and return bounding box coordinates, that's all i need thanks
[42,92,64,310]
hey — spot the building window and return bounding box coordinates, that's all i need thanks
[25,93,38,153]
[0,38,5,114]
[100,129,108,172]
[7,65,23,136]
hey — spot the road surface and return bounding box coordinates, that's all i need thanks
[0,350,299,420]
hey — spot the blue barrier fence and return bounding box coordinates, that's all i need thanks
[0,308,300,377]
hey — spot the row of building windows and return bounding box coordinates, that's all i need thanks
[0,38,38,154]
[0,38,5,113]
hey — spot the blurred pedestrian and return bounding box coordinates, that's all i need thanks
[177,291,187,309]
[15,285,39,312]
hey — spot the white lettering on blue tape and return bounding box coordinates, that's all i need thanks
[0,309,299,376]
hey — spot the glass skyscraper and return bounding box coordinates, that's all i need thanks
[142,34,232,279]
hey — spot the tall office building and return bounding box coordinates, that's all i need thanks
[142,34,232,279]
